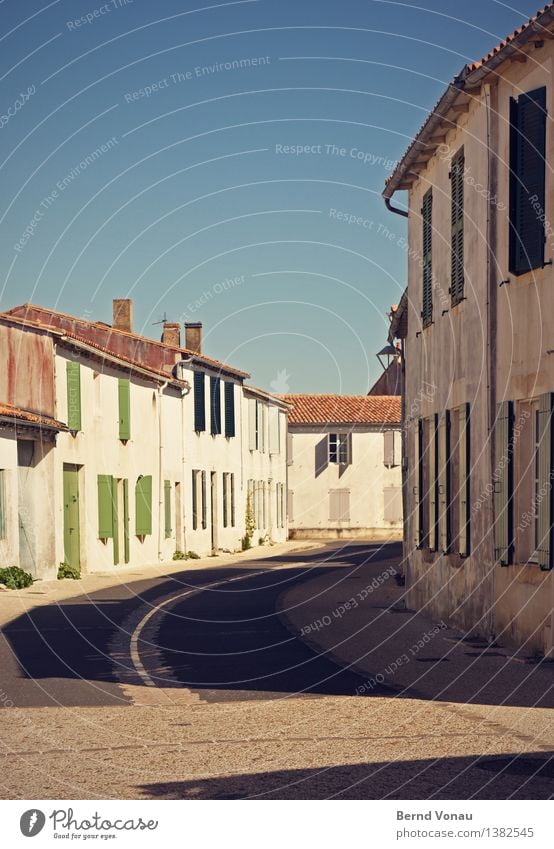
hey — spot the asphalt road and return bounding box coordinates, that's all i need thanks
[0,541,397,708]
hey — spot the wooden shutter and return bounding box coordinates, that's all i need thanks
[413,420,423,547]
[287,489,294,524]
[97,474,114,539]
[164,480,171,538]
[428,414,438,551]
[135,475,152,536]
[536,393,554,570]
[224,382,235,437]
[422,188,433,326]
[438,411,451,552]
[450,147,465,306]
[330,489,350,522]
[192,470,198,530]
[458,403,471,556]
[201,471,207,529]
[210,376,221,435]
[384,430,395,467]
[287,430,293,465]
[259,403,266,453]
[269,408,280,454]
[230,473,235,527]
[118,378,131,440]
[493,401,514,565]
[193,372,206,432]
[509,87,547,275]
[248,398,257,450]
[66,361,81,432]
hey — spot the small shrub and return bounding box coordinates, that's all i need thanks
[0,566,33,589]
[172,550,188,560]
[187,550,200,559]
[57,561,81,580]
[241,535,251,551]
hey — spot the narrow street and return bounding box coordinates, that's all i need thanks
[1,541,554,799]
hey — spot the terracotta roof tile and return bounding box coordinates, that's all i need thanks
[0,403,67,430]
[280,394,401,425]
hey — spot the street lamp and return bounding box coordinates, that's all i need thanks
[376,343,398,372]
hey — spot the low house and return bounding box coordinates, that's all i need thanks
[281,394,402,539]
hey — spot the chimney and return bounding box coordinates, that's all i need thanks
[162,321,181,347]
[185,321,202,354]
[113,298,133,333]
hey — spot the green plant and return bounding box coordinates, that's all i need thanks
[241,535,251,551]
[57,561,80,580]
[0,566,33,589]
[186,550,200,559]
[242,492,255,552]
[172,550,188,560]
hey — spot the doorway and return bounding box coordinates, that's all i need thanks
[63,464,81,571]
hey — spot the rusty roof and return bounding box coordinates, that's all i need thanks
[280,394,401,425]
[0,403,67,431]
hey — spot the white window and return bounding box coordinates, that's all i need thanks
[329,433,350,464]
[248,399,267,452]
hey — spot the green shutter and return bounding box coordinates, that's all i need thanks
[536,393,553,570]
[494,401,514,565]
[98,474,114,539]
[509,87,547,275]
[194,372,206,432]
[118,378,131,440]
[428,414,438,551]
[192,470,198,530]
[224,382,235,437]
[164,479,171,538]
[135,475,152,536]
[210,376,221,435]
[413,419,423,548]
[422,189,433,327]
[201,471,207,529]
[450,147,465,306]
[458,403,471,557]
[66,361,81,432]
[438,411,451,552]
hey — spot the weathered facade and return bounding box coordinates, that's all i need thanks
[385,4,554,653]
[282,395,403,539]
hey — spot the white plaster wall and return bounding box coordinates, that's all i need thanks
[0,432,19,569]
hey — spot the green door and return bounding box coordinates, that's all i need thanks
[63,466,80,570]
[112,480,119,566]
[123,478,130,564]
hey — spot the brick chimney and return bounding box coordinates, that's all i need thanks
[185,321,202,354]
[162,321,181,347]
[113,299,133,333]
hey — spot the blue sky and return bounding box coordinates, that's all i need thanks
[0,0,541,393]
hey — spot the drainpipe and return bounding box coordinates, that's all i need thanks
[157,379,168,561]
[385,197,408,218]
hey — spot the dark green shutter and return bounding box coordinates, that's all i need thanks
[164,480,171,538]
[413,419,423,547]
[494,401,514,565]
[224,382,235,437]
[66,361,81,432]
[450,147,465,306]
[458,403,471,557]
[509,87,546,275]
[438,411,451,553]
[98,474,114,539]
[428,414,438,551]
[194,372,206,432]
[201,471,207,529]
[118,378,131,440]
[210,376,221,435]
[422,189,433,327]
[192,471,198,530]
[536,393,553,570]
[230,472,235,527]
[135,475,152,536]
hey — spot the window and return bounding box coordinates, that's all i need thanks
[509,87,547,276]
[248,399,267,451]
[269,408,281,454]
[450,146,465,306]
[118,378,131,441]
[164,480,171,538]
[0,470,6,539]
[329,489,350,522]
[210,376,221,435]
[427,414,438,552]
[135,475,153,536]
[66,361,81,433]
[192,470,207,531]
[329,433,350,464]
[193,371,206,432]
[97,474,115,539]
[493,401,514,565]
[422,188,433,327]
[224,382,235,437]
[438,412,451,553]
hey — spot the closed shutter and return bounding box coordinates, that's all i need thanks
[330,489,350,522]
[0,470,5,540]
[248,398,257,450]
[493,401,514,565]
[224,382,235,437]
[97,474,114,539]
[135,475,153,536]
[230,473,235,527]
[509,87,547,275]
[458,403,471,556]
[438,411,451,552]
[287,489,294,524]
[450,147,465,306]
[210,376,221,435]
[259,403,266,452]
[66,361,81,432]
[201,471,207,529]
[164,480,171,538]
[536,392,553,570]
[384,431,395,467]
[118,378,131,440]
[422,188,433,326]
[269,408,280,454]
[193,372,206,432]
[413,420,422,547]
[287,430,293,465]
[192,470,198,530]
[428,414,438,551]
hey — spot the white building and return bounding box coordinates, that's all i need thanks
[282,394,403,539]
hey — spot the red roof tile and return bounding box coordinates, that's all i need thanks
[0,403,67,431]
[280,394,401,425]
